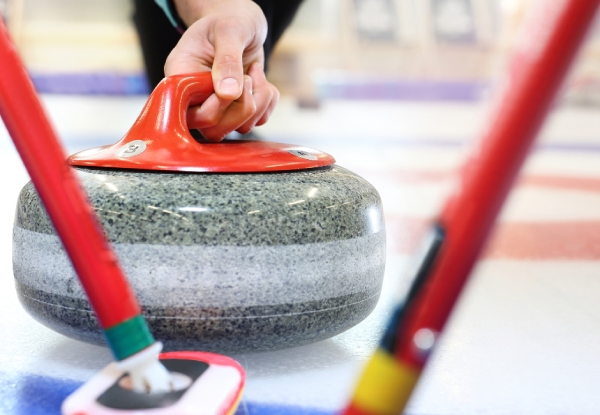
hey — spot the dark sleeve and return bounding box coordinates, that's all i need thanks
[133,0,304,90]
[132,0,182,90]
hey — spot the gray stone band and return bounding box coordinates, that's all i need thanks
[14,227,385,307]
[15,165,383,246]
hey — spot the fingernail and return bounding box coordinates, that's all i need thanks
[219,78,241,97]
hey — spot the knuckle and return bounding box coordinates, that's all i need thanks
[202,112,221,127]
[214,19,242,37]
[192,112,220,129]
[272,87,280,102]
[255,114,268,127]
[263,87,274,103]
[243,100,257,118]
[215,52,238,68]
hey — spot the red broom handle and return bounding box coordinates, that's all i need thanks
[342,2,598,414]
[0,20,140,328]
[396,0,600,368]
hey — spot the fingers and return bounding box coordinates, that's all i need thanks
[185,93,231,131]
[236,62,279,134]
[187,75,256,141]
[254,84,279,127]
[186,64,279,141]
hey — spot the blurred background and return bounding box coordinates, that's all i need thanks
[2,0,600,105]
[2,2,600,414]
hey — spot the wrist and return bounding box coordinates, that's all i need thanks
[172,0,212,27]
[173,0,265,28]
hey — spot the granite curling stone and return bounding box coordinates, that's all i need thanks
[12,73,386,353]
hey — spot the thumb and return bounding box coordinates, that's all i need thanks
[211,23,246,100]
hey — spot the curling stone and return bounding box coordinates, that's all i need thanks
[12,73,385,353]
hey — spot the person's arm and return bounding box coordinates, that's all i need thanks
[163,0,279,141]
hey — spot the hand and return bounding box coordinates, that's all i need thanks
[164,0,280,141]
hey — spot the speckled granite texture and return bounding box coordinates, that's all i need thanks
[13,165,386,352]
